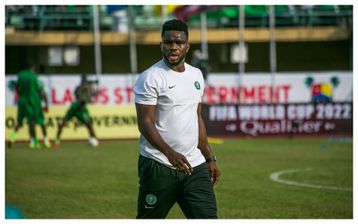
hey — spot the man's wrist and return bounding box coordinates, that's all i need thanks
[205,155,217,163]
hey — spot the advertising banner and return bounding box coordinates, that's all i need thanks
[5,102,352,141]
[5,72,352,106]
[204,72,352,104]
[5,74,137,107]
[5,105,140,141]
[4,72,352,140]
[202,103,353,137]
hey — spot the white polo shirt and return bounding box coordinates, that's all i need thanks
[133,59,206,168]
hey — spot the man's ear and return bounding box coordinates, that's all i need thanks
[186,43,190,53]
[160,42,163,52]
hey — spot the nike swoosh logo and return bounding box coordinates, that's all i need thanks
[169,85,176,89]
[145,205,155,209]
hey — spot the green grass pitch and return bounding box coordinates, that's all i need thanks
[5,138,352,218]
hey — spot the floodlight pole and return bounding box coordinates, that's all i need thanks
[200,11,208,60]
[238,5,245,103]
[161,5,167,24]
[92,5,102,80]
[269,5,277,103]
[239,5,245,75]
[128,6,138,74]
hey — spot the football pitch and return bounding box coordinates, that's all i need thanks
[5,137,352,219]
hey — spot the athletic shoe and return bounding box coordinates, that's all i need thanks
[10,131,17,144]
[29,139,41,149]
[44,139,51,149]
[53,138,61,148]
[29,140,35,149]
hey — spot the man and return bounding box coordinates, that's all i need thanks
[10,64,51,149]
[133,19,220,219]
[54,74,98,147]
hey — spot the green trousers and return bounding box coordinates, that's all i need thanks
[136,155,217,219]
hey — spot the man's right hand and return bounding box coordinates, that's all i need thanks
[166,150,193,176]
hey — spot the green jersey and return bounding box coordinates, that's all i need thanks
[64,100,91,123]
[17,70,43,108]
[75,82,96,103]
[16,70,45,125]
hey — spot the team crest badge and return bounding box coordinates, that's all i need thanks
[194,81,201,90]
[146,194,157,205]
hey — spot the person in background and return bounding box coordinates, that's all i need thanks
[54,74,99,147]
[9,63,51,149]
[191,49,209,82]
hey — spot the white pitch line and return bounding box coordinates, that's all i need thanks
[269,168,352,191]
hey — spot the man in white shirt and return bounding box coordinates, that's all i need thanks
[134,19,220,219]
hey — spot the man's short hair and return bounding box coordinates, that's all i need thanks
[161,19,189,39]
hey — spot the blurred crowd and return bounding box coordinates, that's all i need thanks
[5,5,353,31]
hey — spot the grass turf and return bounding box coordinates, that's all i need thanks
[5,138,352,219]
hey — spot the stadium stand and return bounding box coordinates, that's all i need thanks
[5,5,353,31]
[4,5,352,74]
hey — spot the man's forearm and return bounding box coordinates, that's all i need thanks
[197,116,214,159]
[138,120,173,157]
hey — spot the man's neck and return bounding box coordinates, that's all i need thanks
[163,59,185,73]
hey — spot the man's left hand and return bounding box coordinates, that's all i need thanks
[208,162,220,186]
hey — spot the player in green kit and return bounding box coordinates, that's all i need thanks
[9,64,51,149]
[54,74,99,147]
